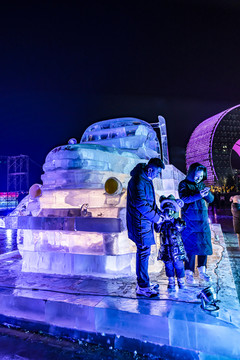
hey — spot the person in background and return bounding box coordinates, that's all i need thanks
[156,195,187,290]
[178,163,214,285]
[127,158,165,297]
[220,193,226,209]
[230,195,240,248]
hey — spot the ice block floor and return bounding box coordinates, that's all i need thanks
[0,224,239,359]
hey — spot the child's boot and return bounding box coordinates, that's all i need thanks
[198,266,211,283]
[168,277,175,290]
[177,277,185,289]
[185,270,196,285]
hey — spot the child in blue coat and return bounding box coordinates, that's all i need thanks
[156,195,187,290]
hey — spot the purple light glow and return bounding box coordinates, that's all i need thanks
[232,139,240,157]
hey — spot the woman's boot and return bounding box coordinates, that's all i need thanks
[198,266,211,283]
[185,270,196,285]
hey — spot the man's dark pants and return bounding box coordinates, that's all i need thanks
[136,244,151,288]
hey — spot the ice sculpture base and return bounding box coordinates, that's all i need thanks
[19,246,163,277]
[5,215,163,277]
[20,251,136,276]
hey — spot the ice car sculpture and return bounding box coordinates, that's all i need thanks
[6,117,184,276]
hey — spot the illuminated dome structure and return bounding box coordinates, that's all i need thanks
[186,105,240,185]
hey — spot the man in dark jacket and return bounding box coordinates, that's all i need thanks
[178,162,214,285]
[127,158,165,297]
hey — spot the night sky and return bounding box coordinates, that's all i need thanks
[1,0,240,187]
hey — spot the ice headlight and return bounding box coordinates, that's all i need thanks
[29,184,42,199]
[105,177,122,195]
